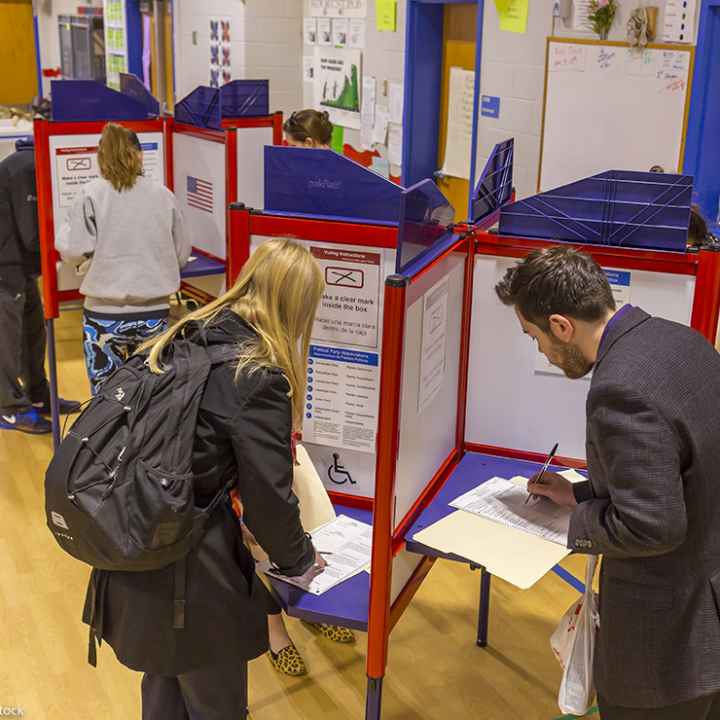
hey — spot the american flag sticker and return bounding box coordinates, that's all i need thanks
[187,176,214,213]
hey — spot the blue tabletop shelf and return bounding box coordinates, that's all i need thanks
[180,253,226,279]
[268,503,373,632]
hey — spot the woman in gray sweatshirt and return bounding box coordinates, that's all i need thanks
[57,123,191,393]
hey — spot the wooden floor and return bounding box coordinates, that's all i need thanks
[0,308,593,720]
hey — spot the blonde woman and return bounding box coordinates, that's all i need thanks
[56,122,190,394]
[84,239,327,718]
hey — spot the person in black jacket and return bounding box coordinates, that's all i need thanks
[83,238,327,719]
[0,129,80,434]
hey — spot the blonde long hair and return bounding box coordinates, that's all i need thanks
[142,239,325,427]
[98,123,143,192]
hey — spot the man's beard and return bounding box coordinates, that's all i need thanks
[550,340,593,379]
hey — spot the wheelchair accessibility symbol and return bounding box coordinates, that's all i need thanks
[328,453,355,485]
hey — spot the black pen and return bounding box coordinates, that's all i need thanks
[525,442,559,504]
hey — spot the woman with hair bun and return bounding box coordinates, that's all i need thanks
[57,122,190,394]
[283,109,333,149]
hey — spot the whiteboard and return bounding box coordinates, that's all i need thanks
[539,40,693,192]
[465,255,695,460]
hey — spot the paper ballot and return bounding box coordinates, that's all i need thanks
[265,515,372,596]
[450,476,573,546]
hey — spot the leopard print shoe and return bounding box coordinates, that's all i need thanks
[268,643,308,677]
[304,622,356,644]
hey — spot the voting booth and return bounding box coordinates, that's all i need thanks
[230,143,720,720]
[171,81,282,303]
[35,77,281,446]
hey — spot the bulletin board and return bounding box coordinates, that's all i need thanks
[539,38,694,192]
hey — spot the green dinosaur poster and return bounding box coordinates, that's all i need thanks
[313,47,362,130]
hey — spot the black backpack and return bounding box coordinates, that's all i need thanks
[44,336,234,652]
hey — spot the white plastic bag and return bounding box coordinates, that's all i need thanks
[550,555,600,716]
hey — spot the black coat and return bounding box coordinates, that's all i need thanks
[568,307,720,707]
[84,310,315,675]
[0,139,40,283]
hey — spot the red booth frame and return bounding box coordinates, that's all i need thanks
[34,114,283,447]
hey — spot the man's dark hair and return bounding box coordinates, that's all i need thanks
[495,246,615,330]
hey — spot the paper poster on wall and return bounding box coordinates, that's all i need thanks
[313,47,362,130]
[663,0,696,42]
[303,345,379,453]
[534,269,631,378]
[318,18,332,46]
[388,123,403,167]
[349,18,366,48]
[209,16,231,88]
[572,0,594,32]
[361,76,376,127]
[303,55,315,83]
[55,141,162,210]
[389,82,404,125]
[304,18,318,45]
[439,67,475,180]
[418,277,450,412]
[372,106,389,145]
[498,0,528,33]
[311,0,368,18]
[376,0,397,31]
[333,18,349,47]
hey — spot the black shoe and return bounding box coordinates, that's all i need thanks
[33,397,82,415]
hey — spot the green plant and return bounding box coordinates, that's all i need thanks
[588,0,618,39]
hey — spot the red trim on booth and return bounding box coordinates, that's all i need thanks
[456,236,476,456]
[57,289,83,304]
[172,122,226,144]
[271,111,284,145]
[45,119,163,136]
[391,449,461,555]
[388,557,436,632]
[164,116,174,192]
[464,442,588,470]
[35,119,58,320]
[247,214,398,249]
[367,279,407,680]
[228,207,251,286]
[690,250,720,342]
[190,246,225,264]
[474,231,699,277]
[226,129,238,276]
[219,114,278,131]
[327,491,374,511]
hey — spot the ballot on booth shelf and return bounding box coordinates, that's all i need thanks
[263,514,372,596]
[412,470,587,590]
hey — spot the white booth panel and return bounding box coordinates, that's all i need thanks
[466,255,696,460]
[236,126,274,210]
[394,253,465,529]
[173,133,226,259]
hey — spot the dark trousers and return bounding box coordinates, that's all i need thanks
[0,275,48,412]
[141,662,248,720]
[599,691,720,719]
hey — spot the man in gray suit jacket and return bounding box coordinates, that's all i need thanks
[495,246,720,719]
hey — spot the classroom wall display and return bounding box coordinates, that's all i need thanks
[209,16,231,88]
[313,47,363,130]
[49,131,164,292]
[310,0,368,18]
[104,0,129,90]
[539,38,693,192]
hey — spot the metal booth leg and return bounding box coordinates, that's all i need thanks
[477,568,492,648]
[46,318,61,449]
[365,676,384,720]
